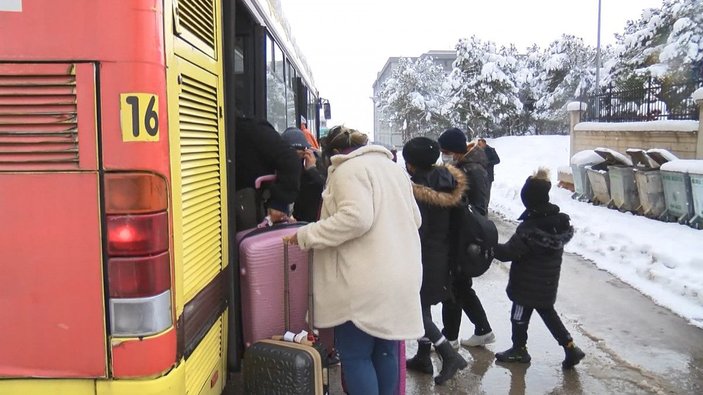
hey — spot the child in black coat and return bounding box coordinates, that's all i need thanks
[493,168,586,368]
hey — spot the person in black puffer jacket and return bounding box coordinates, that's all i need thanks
[402,137,468,385]
[437,128,494,349]
[493,168,586,369]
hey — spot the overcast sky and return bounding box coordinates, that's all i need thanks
[282,0,664,137]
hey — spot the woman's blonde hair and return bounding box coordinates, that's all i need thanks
[326,125,369,152]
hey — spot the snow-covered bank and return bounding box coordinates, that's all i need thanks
[489,135,703,328]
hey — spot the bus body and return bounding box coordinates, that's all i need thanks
[0,1,322,394]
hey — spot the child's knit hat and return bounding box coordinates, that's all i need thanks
[521,167,551,209]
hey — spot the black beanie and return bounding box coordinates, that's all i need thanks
[438,128,467,154]
[520,168,552,209]
[403,137,439,169]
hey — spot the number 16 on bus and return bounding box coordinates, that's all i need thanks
[120,93,160,142]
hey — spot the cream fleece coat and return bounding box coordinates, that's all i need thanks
[297,145,424,340]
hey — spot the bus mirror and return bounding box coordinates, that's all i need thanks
[323,102,331,120]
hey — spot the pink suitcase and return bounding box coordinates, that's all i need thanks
[237,223,310,349]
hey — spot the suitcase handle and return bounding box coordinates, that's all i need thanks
[283,242,314,334]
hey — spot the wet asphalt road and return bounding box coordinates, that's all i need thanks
[228,214,703,394]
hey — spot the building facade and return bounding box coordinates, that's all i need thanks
[372,50,456,147]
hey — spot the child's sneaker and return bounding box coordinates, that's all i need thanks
[495,346,531,363]
[461,331,496,347]
[562,343,585,369]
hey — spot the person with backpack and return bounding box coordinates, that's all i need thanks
[437,127,495,349]
[402,137,469,385]
[493,168,585,368]
[234,116,301,228]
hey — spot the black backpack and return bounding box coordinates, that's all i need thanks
[451,200,498,277]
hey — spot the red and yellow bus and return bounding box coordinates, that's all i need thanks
[0,1,325,393]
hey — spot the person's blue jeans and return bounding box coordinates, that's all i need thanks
[335,321,399,395]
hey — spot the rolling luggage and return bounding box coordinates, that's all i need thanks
[237,222,309,349]
[242,242,329,394]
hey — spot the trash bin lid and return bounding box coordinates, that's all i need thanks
[594,147,633,166]
[570,150,605,166]
[646,149,678,166]
[626,148,657,169]
[660,159,703,175]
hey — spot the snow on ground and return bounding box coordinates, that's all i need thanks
[487,135,703,328]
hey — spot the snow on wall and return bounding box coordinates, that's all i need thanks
[693,88,703,103]
[566,101,588,112]
[574,120,699,132]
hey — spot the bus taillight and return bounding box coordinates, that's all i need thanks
[104,173,172,337]
[106,213,169,256]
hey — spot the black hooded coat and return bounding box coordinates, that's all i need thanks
[456,148,490,215]
[494,204,575,308]
[411,165,467,306]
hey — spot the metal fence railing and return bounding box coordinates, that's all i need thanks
[580,77,702,122]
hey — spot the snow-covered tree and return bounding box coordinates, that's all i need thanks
[376,57,452,142]
[449,37,522,137]
[612,0,703,86]
[532,35,596,133]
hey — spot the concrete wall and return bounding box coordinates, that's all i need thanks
[568,97,703,160]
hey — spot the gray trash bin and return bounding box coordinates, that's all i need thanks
[659,160,694,224]
[571,164,593,202]
[690,173,703,229]
[609,165,640,212]
[634,170,666,218]
[586,167,611,206]
[627,149,674,219]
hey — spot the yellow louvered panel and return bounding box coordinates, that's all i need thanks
[185,317,222,394]
[175,0,218,59]
[179,73,222,303]
[0,63,79,170]
[180,0,215,45]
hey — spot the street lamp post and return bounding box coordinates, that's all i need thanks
[595,0,602,116]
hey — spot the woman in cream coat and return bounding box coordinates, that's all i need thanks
[288,125,424,395]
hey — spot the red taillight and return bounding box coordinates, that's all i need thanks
[104,172,172,337]
[107,212,169,256]
[109,252,170,298]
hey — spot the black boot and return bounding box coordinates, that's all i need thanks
[562,342,585,369]
[495,346,531,363]
[406,341,433,374]
[434,340,468,385]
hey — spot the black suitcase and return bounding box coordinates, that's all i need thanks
[242,243,329,395]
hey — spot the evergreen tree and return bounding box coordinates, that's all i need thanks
[449,36,521,138]
[376,57,452,143]
[533,35,596,133]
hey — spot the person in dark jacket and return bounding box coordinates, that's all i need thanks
[438,129,490,215]
[437,127,495,349]
[234,116,301,224]
[402,137,468,385]
[493,168,585,368]
[478,138,500,205]
[281,127,326,223]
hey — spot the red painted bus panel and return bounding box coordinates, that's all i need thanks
[98,62,171,175]
[0,0,164,64]
[0,173,106,377]
[111,327,177,378]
